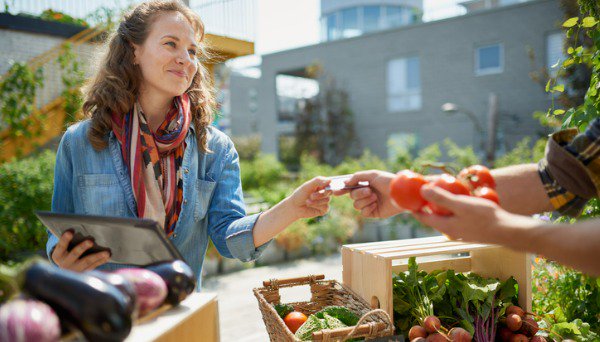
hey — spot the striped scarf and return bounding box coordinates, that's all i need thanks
[112,94,191,236]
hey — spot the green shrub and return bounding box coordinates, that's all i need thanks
[239,153,286,191]
[533,258,600,339]
[0,151,56,262]
[232,134,261,161]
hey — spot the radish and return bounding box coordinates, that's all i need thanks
[530,336,547,342]
[409,325,428,340]
[411,338,427,342]
[448,327,472,341]
[509,333,528,342]
[506,313,522,331]
[506,305,525,318]
[0,299,60,342]
[426,333,447,341]
[519,317,539,336]
[115,268,167,316]
[423,315,441,334]
[498,327,513,341]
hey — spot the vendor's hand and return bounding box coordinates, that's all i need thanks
[51,231,111,272]
[288,176,332,219]
[412,184,536,244]
[335,170,402,219]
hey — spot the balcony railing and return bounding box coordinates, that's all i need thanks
[3,0,256,41]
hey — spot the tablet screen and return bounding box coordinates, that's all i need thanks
[37,212,183,265]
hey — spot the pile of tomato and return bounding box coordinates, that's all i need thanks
[389,165,499,215]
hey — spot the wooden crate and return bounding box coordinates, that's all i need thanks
[341,236,532,321]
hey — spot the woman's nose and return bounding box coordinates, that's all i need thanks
[176,50,193,65]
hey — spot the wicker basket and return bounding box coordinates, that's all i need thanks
[253,274,394,341]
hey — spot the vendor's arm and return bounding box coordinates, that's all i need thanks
[413,185,600,276]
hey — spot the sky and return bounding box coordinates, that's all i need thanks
[229,0,466,71]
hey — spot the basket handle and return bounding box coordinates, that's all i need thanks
[311,309,394,341]
[262,274,325,287]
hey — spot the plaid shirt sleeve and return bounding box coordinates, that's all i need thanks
[538,118,600,217]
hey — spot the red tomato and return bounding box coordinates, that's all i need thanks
[473,186,500,205]
[427,174,470,216]
[389,170,429,212]
[458,165,496,190]
[283,311,308,333]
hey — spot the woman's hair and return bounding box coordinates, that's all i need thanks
[83,0,215,152]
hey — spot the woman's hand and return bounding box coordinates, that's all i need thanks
[51,231,111,272]
[335,170,403,219]
[287,176,333,219]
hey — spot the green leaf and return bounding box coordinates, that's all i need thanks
[553,109,566,115]
[582,17,597,28]
[552,84,565,93]
[563,58,575,67]
[545,79,552,92]
[562,17,579,27]
[568,47,575,54]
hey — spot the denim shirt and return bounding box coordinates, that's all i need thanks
[47,120,271,288]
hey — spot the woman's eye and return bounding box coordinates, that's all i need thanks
[165,41,176,47]
[188,49,197,56]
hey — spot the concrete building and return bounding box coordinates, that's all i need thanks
[230,0,564,162]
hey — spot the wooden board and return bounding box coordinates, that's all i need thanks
[125,293,220,342]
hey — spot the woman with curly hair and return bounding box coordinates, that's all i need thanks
[47,0,332,286]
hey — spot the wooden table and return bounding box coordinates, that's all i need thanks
[126,293,220,342]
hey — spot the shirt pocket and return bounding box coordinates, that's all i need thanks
[194,179,216,221]
[78,174,127,217]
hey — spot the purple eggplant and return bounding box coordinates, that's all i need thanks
[22,262,131,342]
[0,299,61,342]
[87,271,138,318]
[144,260,196,306]
[114,268,167,317]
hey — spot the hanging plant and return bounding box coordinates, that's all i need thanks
[57,43,85,128]
[0,62,44,140]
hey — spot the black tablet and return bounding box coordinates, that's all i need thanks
[36,211,184,265]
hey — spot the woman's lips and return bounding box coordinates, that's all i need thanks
[168,70,187,78]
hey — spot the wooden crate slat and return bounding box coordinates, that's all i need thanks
[362,240,467,255]
[343,236,448,251]
[378,243,493,259]
[391,256,472,274]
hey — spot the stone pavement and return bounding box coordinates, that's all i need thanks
[201,252,344,342]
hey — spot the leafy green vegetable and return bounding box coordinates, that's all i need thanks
[392,257,436,333]
[294,308,357,341]
[295,314,326,341]
[273,303,294,319]
[314,306,359,326]
[392,257,519,341]
[322,313,347,330]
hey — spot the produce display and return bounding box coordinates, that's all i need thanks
[394,257,546,342]
[0,259,196,342]
[271,304,360,341]
[390,164,500,215]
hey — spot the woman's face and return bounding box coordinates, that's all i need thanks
[133,11,199,99]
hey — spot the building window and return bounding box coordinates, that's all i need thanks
[387,56,421,112]
[341,7,360,38]
[363,6,381,33]
[384,6,414,29]
[475,43,503,76]
[546,32,564,77]
[326,13,338,41]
